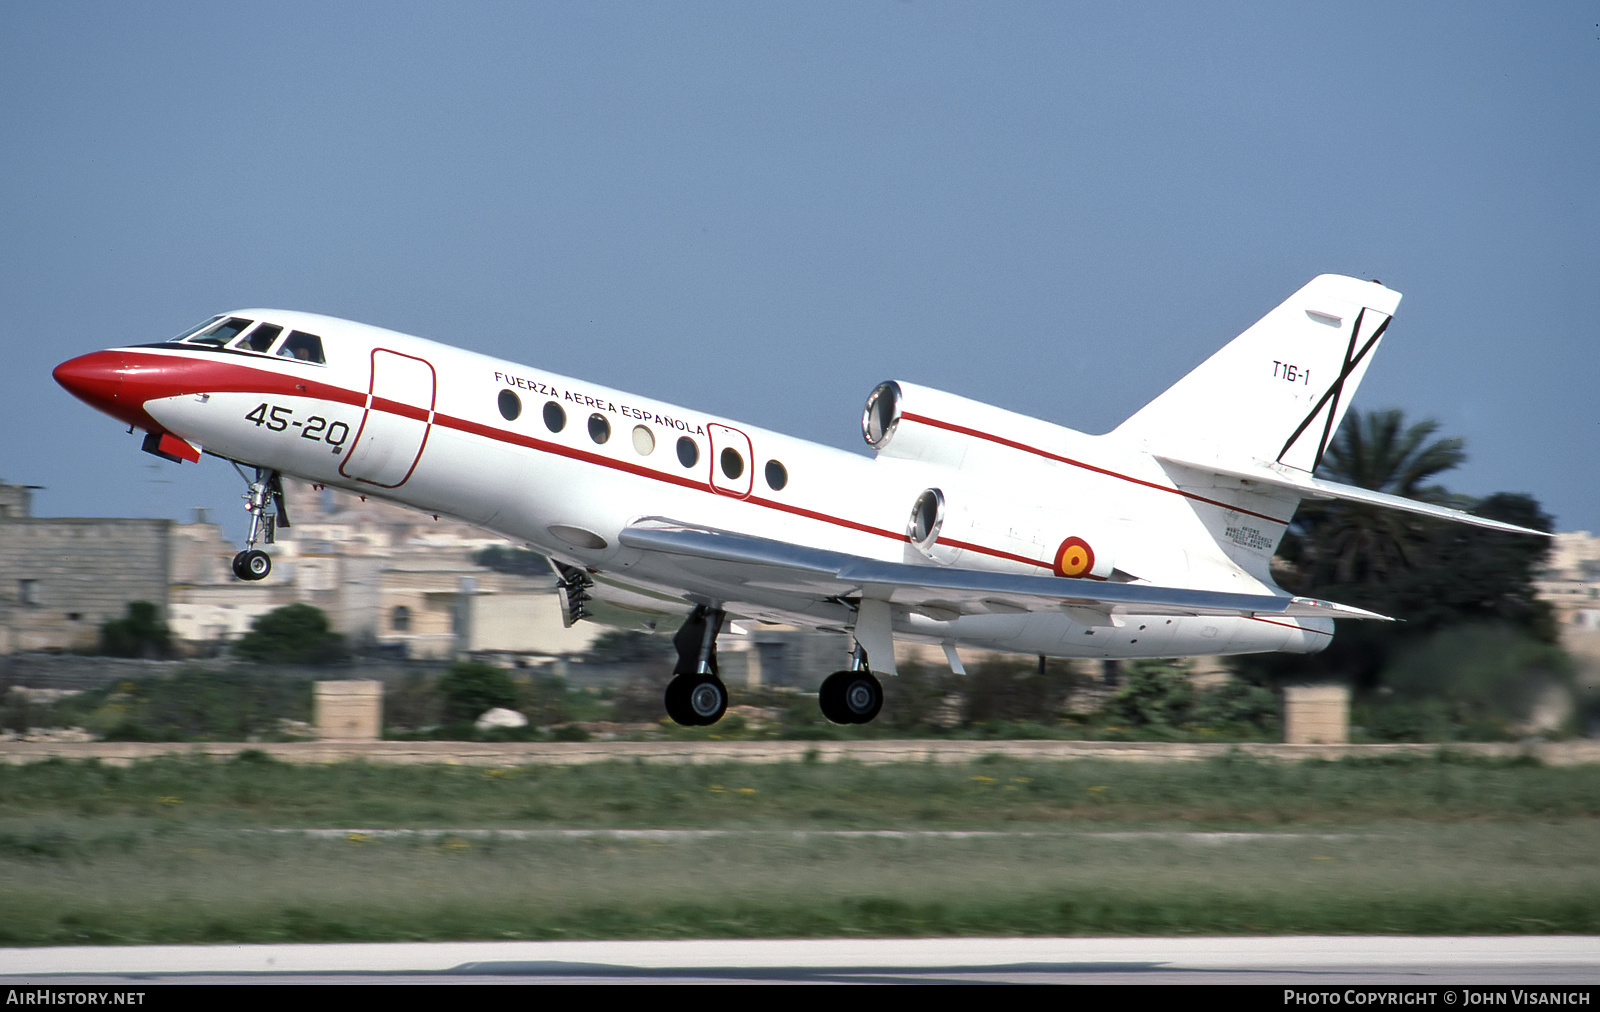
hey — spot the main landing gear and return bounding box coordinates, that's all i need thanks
[818,644,883,725]
[663,604,729,727]
[658,606,885,727]
[230,464,289,582]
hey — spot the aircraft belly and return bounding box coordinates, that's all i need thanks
[899,609,1327,661]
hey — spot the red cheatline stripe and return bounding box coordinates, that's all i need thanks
[899,411,1291,525]
[119,350,1266,584]
[371,395,430,422]
[438,410,921,547]
[111,351,1026,563]
[1247,615,1330,635]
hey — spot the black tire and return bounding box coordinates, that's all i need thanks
[232,550,271,581]
[664,676,695,726]
[664,674,727,726]
[818,670,850,724]
[819,669,882,725]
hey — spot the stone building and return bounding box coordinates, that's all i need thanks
[165,480,600,661]
[0,481,171,653]
[1537,530,1600,671]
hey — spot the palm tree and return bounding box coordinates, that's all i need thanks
[1291,409,1466,587]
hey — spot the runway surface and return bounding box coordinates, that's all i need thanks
[3,937,1599,984]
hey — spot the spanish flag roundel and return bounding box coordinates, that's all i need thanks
[1053,537,1095,579]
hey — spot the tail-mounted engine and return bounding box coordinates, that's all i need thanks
[901,484,1118,580]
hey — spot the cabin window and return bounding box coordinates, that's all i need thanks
[277,330,326,364]
[764,459,788,491]
[498,389,521,421]
[588,413,611,444]
[543,401,566,432]
[676,436,699,468]
[631,425,655,455]
[720,447,745,481]
[391,605,411,632]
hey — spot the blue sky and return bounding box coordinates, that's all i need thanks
[3,2,1596,538]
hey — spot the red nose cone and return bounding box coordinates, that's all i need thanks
[54,351,125,408]
[54,350,157,429]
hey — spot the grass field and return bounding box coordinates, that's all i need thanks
[2,750,1597,943]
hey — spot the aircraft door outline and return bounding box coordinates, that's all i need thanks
[707,423,754,499]
[339,348,437,488]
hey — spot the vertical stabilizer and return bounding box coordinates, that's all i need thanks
[1114,275,1402,474]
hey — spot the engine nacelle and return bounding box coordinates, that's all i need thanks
[862,379,1091,475]
[865,382,1123,579]
[901,485,1118,581]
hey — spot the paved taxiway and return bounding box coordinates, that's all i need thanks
[4,937,1599,984]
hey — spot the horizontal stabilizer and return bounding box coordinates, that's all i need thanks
[1153,456,1550,537]
[619,520,1392,623]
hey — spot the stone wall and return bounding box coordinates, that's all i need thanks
[0,517,171,653]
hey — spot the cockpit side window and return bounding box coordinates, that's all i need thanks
[233,323,283,354]
[277,330,326,364]
[182,317,253,347]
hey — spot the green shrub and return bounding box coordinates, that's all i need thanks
[961,657,1081,726]
[1103,659,1194,728]
[98,601,172,659]
[436,661,518,724]
[1374,624,1572,738]
[233,604,349,665]
[69,668,310,741]
[1191,677,1280,732]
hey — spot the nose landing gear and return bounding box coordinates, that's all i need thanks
[230,463,290,582]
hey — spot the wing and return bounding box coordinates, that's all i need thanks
[616,518,1391,624]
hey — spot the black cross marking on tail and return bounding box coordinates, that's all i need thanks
[1276,307,1391,471]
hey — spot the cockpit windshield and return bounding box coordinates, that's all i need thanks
[163,316,327,365]
[178,317,252,347]
[170,316,223,342]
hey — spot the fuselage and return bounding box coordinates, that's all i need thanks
[53,309,1332,661]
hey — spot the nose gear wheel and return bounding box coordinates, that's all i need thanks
[231,550,271,581]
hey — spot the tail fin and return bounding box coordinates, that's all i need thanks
[1114,275,1402,474]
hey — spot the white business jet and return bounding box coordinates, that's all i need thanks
[54,275,1541,726]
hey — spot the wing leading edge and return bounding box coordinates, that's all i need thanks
[617,519,1392,624]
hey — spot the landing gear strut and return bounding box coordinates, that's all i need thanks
[230,463,289,582]
[819,643,883,725]
[663,604,728,726]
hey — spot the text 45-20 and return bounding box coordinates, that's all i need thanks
[244,403,350,452]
